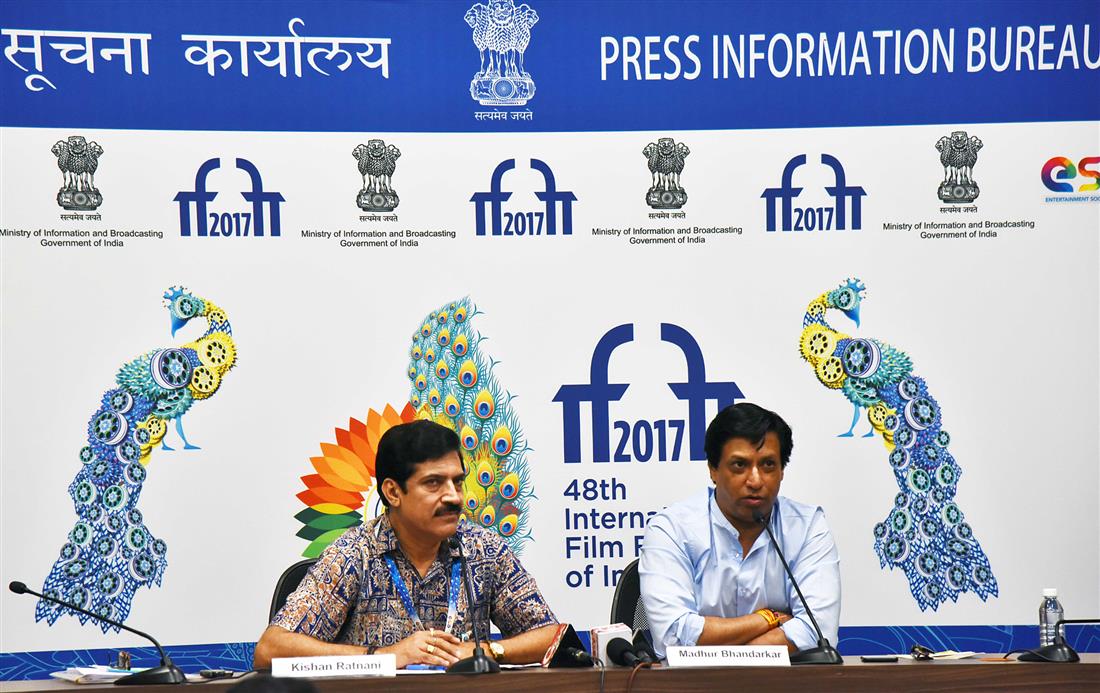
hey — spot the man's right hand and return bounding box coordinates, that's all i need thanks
[379,629,464,669]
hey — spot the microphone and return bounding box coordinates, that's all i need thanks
[9,581,186,685]
[606,637,651,667]
[1017,618,1095,662]
[540,623,594,668]
[632,629,657,662]
[444,536,500,675]
[561,647,594,666]
[751,510,843,665]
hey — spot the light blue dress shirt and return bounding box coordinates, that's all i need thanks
[639,488,840,658]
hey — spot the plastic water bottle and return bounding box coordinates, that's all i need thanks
[1039,588,1064,647]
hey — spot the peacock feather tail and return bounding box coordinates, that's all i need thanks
[408,297,534,553]
[38,287,236,630]
[294,403,417,558]
[799,279,997,611]
[293,297,534,557]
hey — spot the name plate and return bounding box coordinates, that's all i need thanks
[666,646,791,667]
[271,654,397,678]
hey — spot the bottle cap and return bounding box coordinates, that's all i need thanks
[1042,588,1058,597]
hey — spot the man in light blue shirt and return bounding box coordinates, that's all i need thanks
[640,403,840,659]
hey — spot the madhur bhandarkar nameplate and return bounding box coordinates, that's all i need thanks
[666,646,791,667]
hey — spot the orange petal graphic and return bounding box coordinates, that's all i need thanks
[298,486,363,508]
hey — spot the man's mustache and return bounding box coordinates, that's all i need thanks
[436,504,462,516]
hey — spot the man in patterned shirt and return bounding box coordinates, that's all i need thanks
[254,420,558,669]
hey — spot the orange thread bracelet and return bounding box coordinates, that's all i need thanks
[755,608,779,627]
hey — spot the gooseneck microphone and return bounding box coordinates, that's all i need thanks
[751,510,843,665]
[1017,618,1095,662]
[444,536,500,675]
[9,581,187,684]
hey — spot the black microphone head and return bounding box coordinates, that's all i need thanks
[447,535,462,550]
[606,637,634,666]
[9,581,27,594]
[632,629,657,661]
[752,509,766,524]
[564,647,594,665]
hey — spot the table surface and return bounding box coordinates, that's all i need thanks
[3,655,1098,693]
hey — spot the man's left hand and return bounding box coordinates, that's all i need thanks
[453,641,477,661]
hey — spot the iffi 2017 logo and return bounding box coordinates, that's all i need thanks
[174,158,285,237]
[471,158,577,236]
[554,324,742,464]
[761,154,866,232]
[465,1,538,106]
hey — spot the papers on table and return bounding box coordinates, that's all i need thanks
[50,666,149,684]
[898,650,978,660]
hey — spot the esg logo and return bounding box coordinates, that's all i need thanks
[1042,156,1099,192]
[554,324,743,464]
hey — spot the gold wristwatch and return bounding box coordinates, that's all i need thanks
[488,641,505,661]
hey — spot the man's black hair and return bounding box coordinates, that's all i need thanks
[704,402,793,468]
[375,419,462,506]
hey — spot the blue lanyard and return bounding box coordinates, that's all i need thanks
[384,553,462,634]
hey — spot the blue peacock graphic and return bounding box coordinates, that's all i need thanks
[799,279,997,611]
[294,296,534,557]
[407,297,533,550]
[37,287,236,629]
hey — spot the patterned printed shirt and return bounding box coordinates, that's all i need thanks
[271,514,556,648]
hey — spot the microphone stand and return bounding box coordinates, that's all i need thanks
[752,511,843,665]
[8,581,186,685]
[444,537,500,675]
[1017,618,1095,662]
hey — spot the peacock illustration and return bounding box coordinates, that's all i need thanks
[799,279,997,611]
[37,287,236,630]
[295,297,534,557]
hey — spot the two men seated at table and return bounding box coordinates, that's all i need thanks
[640,403,841,658]
[254,420,559,669]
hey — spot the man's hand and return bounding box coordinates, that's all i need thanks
[380,629,463,669]
[698,609,794,648]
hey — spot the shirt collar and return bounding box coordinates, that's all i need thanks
[370,512,463,566]
[370,512,401,554]
[707,487,783,549]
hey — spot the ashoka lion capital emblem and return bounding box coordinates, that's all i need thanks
[644,137,690,209]
[935,130,983,204]
[353,139,401,212]
[465,0,538,106]
[52,135,104,211]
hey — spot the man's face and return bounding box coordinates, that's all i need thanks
[387,451,466,541]
[709,432,784,530]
